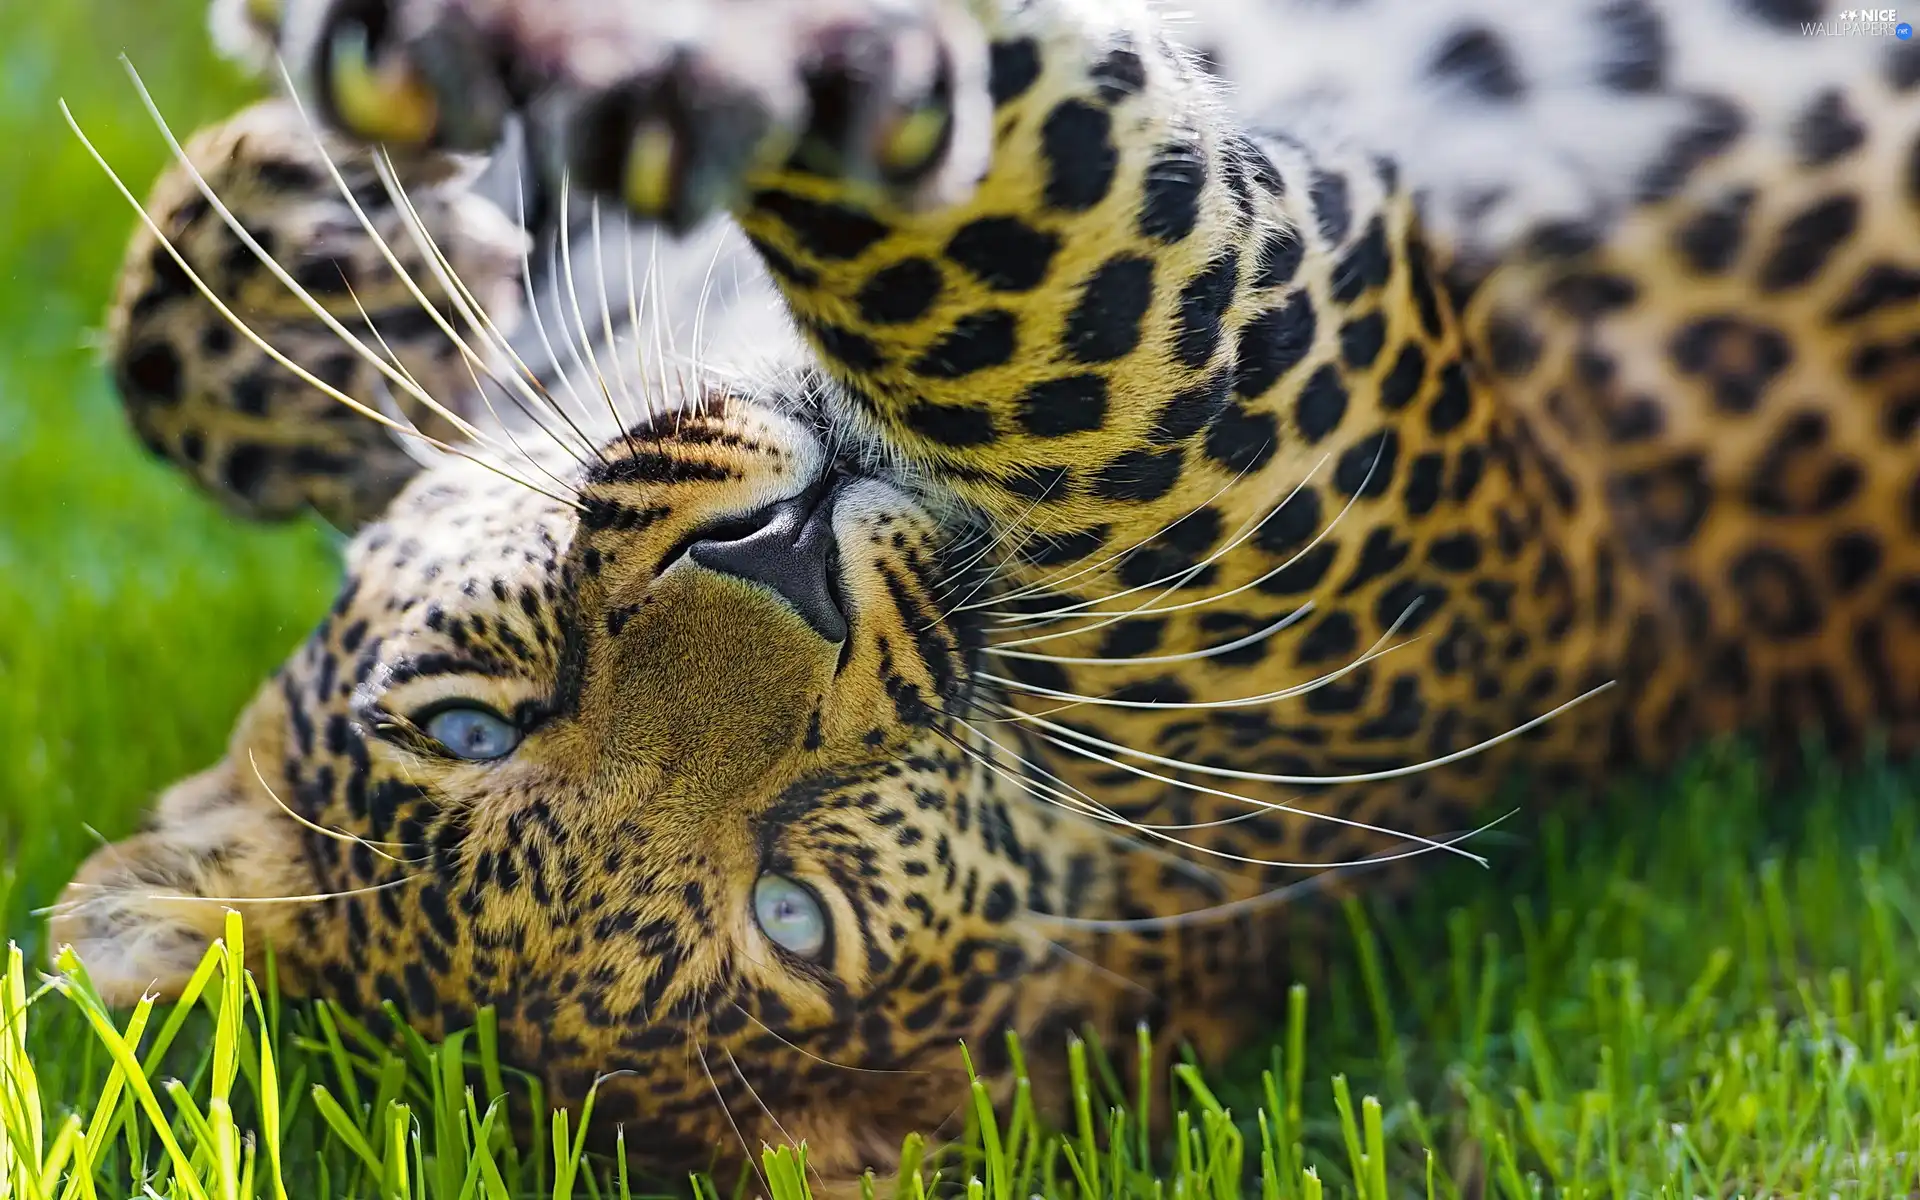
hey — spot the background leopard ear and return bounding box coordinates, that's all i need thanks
[48,681,320,1006]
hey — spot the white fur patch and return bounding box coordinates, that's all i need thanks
[1165,0,1899,268]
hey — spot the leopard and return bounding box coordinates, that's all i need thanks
[53,0,1920,1186]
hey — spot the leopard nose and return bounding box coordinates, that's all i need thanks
[688,485,848,643]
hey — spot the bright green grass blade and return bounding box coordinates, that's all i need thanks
[310,1084,386,1181]
[51,974,210,1200]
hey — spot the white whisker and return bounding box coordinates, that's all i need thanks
[557,178,636,441]
[351,295,450,471]
[512,158,609,444]
[964,453,1282,616]
[36,873,426,921]
[984,696,1489,867]
[728,1004,922,1076]
[723,1049,826,1194]
[927,489,1061,625]
[248,750,424,865]
[274,70,597,477]
[690,1038,768,1196]
[1008,680,1618,788]
[647,229,683,433]
[364,143,607,466]
[981,448,1360,644]
[930,715,1232,886]
[983,601,1424,713]
[689,225,731,373]
[1026,835,1508,934]
[987,604,1312,668]
[589,200,645,425]
[62,93,576,509]
[622,205,658,428]
[1043,938,1159,1000]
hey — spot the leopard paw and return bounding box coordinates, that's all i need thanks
[106,98,528,528]
[275,0,993,232]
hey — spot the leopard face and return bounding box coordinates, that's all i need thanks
[57,392,1160,1178]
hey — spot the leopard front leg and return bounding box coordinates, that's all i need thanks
[272,0,1343,549]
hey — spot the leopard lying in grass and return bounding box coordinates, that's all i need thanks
[54,0,1920,1183]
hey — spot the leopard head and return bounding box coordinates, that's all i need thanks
[53,386,1141,1181]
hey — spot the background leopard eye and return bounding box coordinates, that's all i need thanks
[753,874,828,959]
[422,705,521,760]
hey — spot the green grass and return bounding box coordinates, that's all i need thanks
[8,750,1920,1195]
[6,1,1920,1195]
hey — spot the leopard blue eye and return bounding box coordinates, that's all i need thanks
[422,706,521,760]
[753,874,827,959]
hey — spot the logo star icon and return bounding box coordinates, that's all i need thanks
[1840,7,1855,16]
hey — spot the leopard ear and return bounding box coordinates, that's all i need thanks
[48,683,319,1006]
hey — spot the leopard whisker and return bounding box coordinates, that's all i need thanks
[648,228,694,439]
[354,304,452,473]
[1041,938,1160,1000]
[959,452,1279,615]
[984,697,1491,867]
[621,203,658,430]
[724,1049,826,1194]
[935,704,1141,826]
[337,262,576,499]
[688,224,734,382]
[932,714,1233,887]
[1008,679,1618,788]
[641,228,677,429]
[981,441,1366,635]
[942,713,1275,837]
[62,95,577,510]
[925,515,999,587]
[962,496,1231,617]
[926,488,1061,623]
[35,872,428,922]
[981,452,1363,645]
[511,157,618,450]
[986,604,1312,668]
[977,537,1222,654]
[981,478,1268,626]
[248,750,425,865]
[116,61,574,495]
[588,198,655,434]
[557,177,641,444]
[387,154,580,440]
[690,1037,769,1196]
[729,1004,924,1076]
[279,73,601,473]
[981,606,1424,714]
[560,189,638,431]
[363,141,609,467]
[1020,872,1328,938]
[1024,832,1510,934]
[724,1049,799,1149]
[338,274,432,397]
